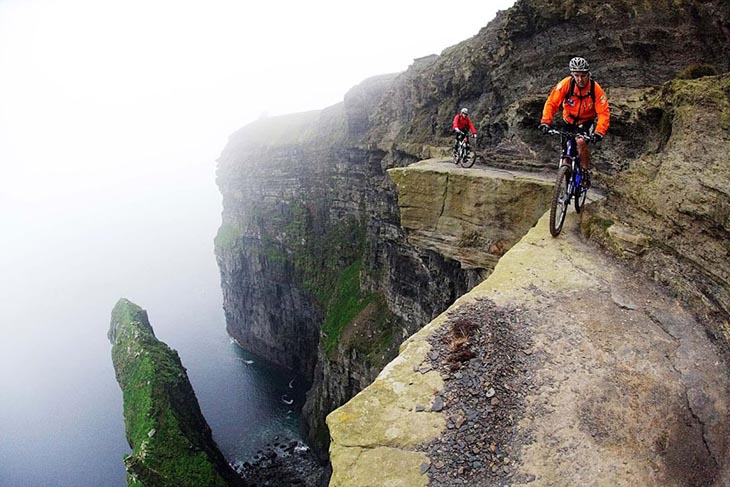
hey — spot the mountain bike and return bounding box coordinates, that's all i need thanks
[546,129,591,237]
[453,132,476,168]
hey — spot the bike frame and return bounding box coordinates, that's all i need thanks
[456,132,471,149]
[556,130,589,199]
[562,135,583,190]
[547,129,590,236]
[454,132,476,168]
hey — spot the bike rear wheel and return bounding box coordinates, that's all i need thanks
[460,149,475,168]
[549,165,571,237]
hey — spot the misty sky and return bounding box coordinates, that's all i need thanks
[0,1,516,484]
[0,0,518,389]
[0,0,515,206]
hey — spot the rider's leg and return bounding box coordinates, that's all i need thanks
[576,137,590,170]
[576,137,592,187]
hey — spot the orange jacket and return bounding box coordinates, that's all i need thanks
[541,76,610,136]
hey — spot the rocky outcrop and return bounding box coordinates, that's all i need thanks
[108,298,244,487]
[328,211,730,486]
[388,160,553,269]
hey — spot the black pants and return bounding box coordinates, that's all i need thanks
[454,131,469,151]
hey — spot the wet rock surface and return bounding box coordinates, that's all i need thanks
[418,298,535,487]
[234,439,327,487]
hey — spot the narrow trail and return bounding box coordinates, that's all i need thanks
[328,207,730,487]
[469,210,730,486]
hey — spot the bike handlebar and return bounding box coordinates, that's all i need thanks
[545,129,591,142]
[546,128,591,141]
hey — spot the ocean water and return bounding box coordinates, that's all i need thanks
[0,164,307,487]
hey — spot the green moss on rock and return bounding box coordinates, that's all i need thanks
[321,259,375,354]
[108,298,242,487]
[214,222,243,250]
[675,64,718,80]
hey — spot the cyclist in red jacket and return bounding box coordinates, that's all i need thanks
[453,107,477,156]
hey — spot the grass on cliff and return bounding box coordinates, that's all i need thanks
[111,302,228,487]
[234,199,392,357]
[321,258,375,354]
[273,201,367,306]
[214,222,243,250]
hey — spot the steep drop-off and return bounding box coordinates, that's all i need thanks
[214,0,730,466]
[215,88,484,456]
[328,210,730,486]
[108,298,244,487]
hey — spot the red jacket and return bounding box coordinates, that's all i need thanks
[453,113,476,134]
[541,76,610,136]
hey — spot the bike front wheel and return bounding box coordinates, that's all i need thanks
[549,165,571,237]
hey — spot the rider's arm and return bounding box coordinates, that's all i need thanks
[452,114,460,130]
[593,82,610,136]
[467,117,477,135]
[541,77,570,125]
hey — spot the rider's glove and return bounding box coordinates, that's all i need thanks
[454,128,463,134]
[538,123,550,134]
[592,133,604,144]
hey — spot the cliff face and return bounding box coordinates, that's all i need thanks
[215,82,486,456]
[214,0,730,466]
[367,0,730,163]
[585,74,730,341]
[108,299,243,487]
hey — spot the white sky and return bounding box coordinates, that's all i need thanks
[0,0,515,207]
[0,4,516,478]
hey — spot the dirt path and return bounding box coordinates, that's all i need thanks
[475,210,730,486]
[327,207,730,487]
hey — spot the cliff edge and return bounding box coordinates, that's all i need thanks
[108,298,244,487]
[327,209,730,486]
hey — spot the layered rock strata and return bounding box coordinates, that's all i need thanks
[388,160,553,269]
[108,298,244,487]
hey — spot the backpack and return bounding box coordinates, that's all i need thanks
[567,77,595,105]
[565,77,596,124]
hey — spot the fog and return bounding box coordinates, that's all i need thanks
[0,0,515,485]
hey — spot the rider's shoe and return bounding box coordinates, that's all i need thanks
[581,169,592,189]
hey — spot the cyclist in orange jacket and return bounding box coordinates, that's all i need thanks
[539,57,610,187]
[452,107,477,156]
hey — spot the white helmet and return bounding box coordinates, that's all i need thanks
[569,57,590,72]
[460,107,468,114]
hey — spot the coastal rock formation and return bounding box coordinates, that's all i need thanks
[108,299,244,487]
[214,0,730,473]
[215,82,484,456]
